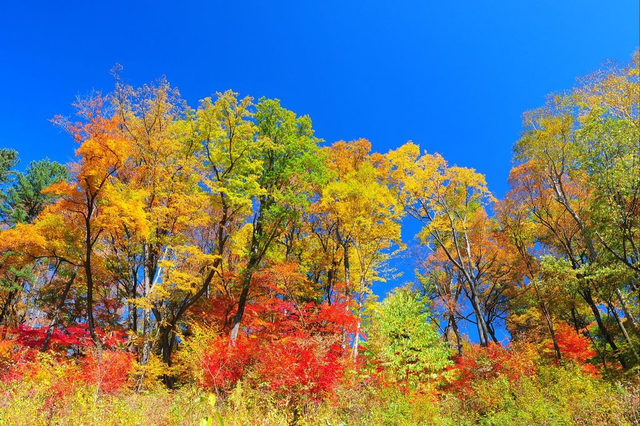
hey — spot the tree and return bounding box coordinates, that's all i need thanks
[1,158,69,225]
[48,94,147,345]
[365,287,452,389]
[110,77,204,375]
[0,148,18,187]
[320,139,403,360]
[0,157,68,328]
[512,88,637,367]
[384,142,504,346]
[229,97,325,342]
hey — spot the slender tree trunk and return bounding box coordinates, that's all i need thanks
[449,311,463,356]
[582,289,626,368]
[467,280,489,346]
[84,202,101,347]
[141,244,153,365]
[542,303,561,361]
[85,244,98,345]
[230,280,251,342]
[487,323,499,344]
[128,266,138,335]
[0,289,16,326]
[351,274,365,362]
[517,239,562,361]
[326,262,338,305]
[531,279,562,361]
[608,300,640,363]
[160,324,175,388]
[230,202,266,344]
[42,272,76,352]
[341,243,350,351]
[230,255,259,343]
[616,288,639,336]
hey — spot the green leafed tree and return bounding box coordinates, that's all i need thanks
[365,287,453,389]
[0,148,18,186]
[1,158,69,225]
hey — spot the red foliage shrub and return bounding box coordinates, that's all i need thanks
[547,323,598,375]
[197,298,354,403]
[449,343,538,394]
[12,323,127,353]
[0,324,133,396]
[80,349,134,394]
[200,335,257,393]
[253,336,345,402]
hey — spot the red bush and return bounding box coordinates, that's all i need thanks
[200,335,257,393]
[449,343,538,394]
[547,323,598,375]
[80,349,134,394]
[198,299,354,403]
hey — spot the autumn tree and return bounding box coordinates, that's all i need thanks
[109,77,207,375]
[384,143,506,347]
[228,98,326,342]
[318,140,403,360]
[0,156,69,328]
[47,95,147,345]
[511,87,637,366]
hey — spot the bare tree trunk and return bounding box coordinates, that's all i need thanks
[351,275,365,362]
[42,273,76,352]
[341,243,350,351]
[230,279,251,342]
[532,279,561,361]
[141,244,154,365]
[449,311,463,356]
[84,200,101,347]
[230,255,258,343]
[128,266,138,335]
[159,324,175,388]
[616,288,639,336]
[0,289,16,326]
[542,302,561,361]
[467,280,490,346]
[85,245,98,345]
[582,289,626,368]
[325,260,339,305]
[608,300,640,363]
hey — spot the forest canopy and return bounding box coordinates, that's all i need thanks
[0,51,638,425]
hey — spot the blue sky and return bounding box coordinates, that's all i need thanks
[1,1,638,338]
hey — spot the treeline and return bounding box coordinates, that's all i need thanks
[0,52,638,424]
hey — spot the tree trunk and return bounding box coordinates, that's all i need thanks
[160,324,175,388]
[467,280,490,346]
[542,303,561,361]
[85,252,98,345]
[532,279,562,361]
[230,255,259,343]
[325,261,339,306]
[616,288,639,337]
[449,311,463,356]
[0,289,16,326]
[140,244,153,365]
[351,275,365,362]
[582,289,626,368]
[230,279,251,342]
[128,266,138,335]
[42,272,76,352]
[487,322,499,344]
[608,300,640,363]
[84,207,101,347]
[341,242,351,351]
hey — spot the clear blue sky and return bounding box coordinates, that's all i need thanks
[1,1,638,335]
